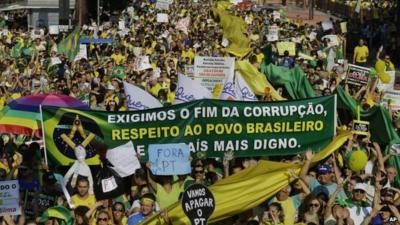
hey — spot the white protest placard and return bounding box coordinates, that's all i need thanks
[230,0,243,4]
[194,56,235,92]
[106,141,141,177]
[322,35,339,47]
[149,143,191,175]
[379,71,400,110]
[135,56,152,71]
[59,25,69,32]
[123,81,163,111]
[118,20,125,30]
[309,31,317,41]
[272,11,281,20]
[156,0,170,10]
[185,65,194,78]
[267,25,279,42]
[157,13,169,23]
[74,44,87,61]
[0,180,21,216]
[322,21,334,31]
[49,25,59,35]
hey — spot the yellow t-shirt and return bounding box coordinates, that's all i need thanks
[111,54,126,65]
[71,194,96,209]
[354,45,369,63]
[150,83,162,97]
[271,197,296,225]
[256,53,265,64]
[181,50,195,63]
[156,183,182,209]
[167,92,175,104]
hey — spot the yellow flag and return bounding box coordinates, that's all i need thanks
[212,8,252,58]
[277,42,296,56]
[235,60,285,101]
[140,132,352,225]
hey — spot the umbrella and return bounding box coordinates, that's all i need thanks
[8,94,89,113]
[0,106,42,137]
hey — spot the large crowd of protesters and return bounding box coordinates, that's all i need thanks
[0,0,400,225]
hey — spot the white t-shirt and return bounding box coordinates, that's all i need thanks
[348,205,371,225]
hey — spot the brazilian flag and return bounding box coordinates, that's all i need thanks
[10,40,24,58]
[39,206,74,225]
[111,65,126,80]
[58,27,80,61]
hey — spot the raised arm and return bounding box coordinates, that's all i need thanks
[146,161,158,192]
[300,150,314,186]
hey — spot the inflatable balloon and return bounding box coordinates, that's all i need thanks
[347,150,368,172]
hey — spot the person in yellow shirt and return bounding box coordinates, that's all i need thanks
[71,177,96,208]
[181,45,195,64]
[110,49,126,65]
[353,39,369,67]
[148,77,162,97]
[112,202,128,225]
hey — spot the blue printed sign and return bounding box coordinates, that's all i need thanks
[149,143,191,175]
[79,38,113,44]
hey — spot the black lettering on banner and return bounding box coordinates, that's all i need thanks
[182,184,215,225]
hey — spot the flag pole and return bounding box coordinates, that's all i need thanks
[39,104,48,166]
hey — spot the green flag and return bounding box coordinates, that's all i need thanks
[10,41,23,58]
[112,65,126,80]
[58,27,80,61]
[334,85,400,186]
[261,63,316,99]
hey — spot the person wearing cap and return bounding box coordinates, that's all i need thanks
[300,150,347,199]
[127,193,156,225]
[346,183,371,225]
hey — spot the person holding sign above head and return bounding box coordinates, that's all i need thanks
[353,39,369,67]
[146,162,183,210]
[127,193,156,225]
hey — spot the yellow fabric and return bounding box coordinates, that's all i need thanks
[235,60,285,101]
[141,131,352,224]
[111,54,126,65]
[0,96,6,111]
[354,45,369,63]
[156,183,182,210]
[71,194,96,209]
[167,92,175,104]
[256,53,264,64]
[212,8,252,58]
[150,84,162,97]
[271,197,296,225]
[216,1,232,10]
[181,50,195,63]
[277,42,296,56]
[375,59,394,83]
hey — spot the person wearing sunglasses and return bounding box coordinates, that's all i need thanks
[96,211,109,225]
[347,183,372,225]
[300,196,323,225]
[112,202,127,225]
